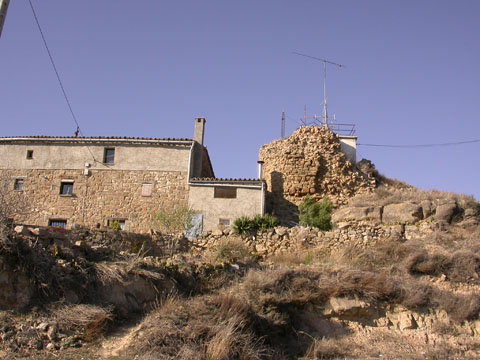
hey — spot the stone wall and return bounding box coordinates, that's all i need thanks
[259,126,375,224]
[192,221,442,258]
[3,169,188,233]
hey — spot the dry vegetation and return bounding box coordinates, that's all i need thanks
[348,184,479,209]
[1,186,480,359]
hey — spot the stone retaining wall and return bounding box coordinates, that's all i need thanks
[192,220,443,258]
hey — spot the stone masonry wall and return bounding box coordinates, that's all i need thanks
[3,169,188,233]
[259,126,375,224]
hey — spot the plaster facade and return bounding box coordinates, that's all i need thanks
[188,181,264,231]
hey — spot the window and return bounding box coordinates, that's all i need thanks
[219,218,231,226]
[26,150,33,159]
[14,178,24,191]
[60,181,74,196]
[141,182,154,197]
[104,148,115,164]
[49,219,66,228]
[107,219,125,230]
[214,187,237,199]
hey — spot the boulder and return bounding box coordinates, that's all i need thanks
[382,202,423,224]
[332,206,382,223]
[420,200,435,219]
[434,202,458,223]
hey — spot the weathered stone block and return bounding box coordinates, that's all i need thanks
[332,206,382,223]
[382,203,423,224]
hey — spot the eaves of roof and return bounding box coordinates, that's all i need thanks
[190,177,263,186]
[0,136,194,146]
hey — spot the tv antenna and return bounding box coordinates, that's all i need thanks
[293,52,345,127]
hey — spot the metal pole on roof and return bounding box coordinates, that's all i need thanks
[0,0,10,38]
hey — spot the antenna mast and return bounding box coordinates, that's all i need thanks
[293,52,345,127]
[281,110,285,139]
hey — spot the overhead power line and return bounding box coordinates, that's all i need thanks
[28,0,82,135]
[358,139,480,148]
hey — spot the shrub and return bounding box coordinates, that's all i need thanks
[253,214,279,232]
[233,216,254,235]
[151,205,195,235]
[298,196,333,231]
[213,238,253,263]
[234,214,279,235]
[109,220,121,231]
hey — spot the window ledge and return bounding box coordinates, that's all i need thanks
[59,194,74,197]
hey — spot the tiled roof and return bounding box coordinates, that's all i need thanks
[0,135,193,141]
[190,177,263,184]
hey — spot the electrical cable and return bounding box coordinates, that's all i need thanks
[358,139,480,148]
[28,0,100,164]
[28,0,81,134]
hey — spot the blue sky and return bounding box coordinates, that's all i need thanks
[1,1,479,200]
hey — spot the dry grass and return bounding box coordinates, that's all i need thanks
[55,304,113,341]
[407,249,480,283]
[204,237,255,264]
[299,338,347,360]
[94,259,165,286]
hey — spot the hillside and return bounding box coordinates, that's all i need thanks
[0,184,479,359]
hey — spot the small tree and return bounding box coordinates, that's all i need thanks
[151,205,194,235]
[298,196,333,231]
[151,205,195,256]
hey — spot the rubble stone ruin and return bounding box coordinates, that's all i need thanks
[259,126,375,224]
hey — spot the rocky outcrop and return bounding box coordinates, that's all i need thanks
[332,198,477,226]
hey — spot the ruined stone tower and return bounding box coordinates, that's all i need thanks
[259,126,374,224]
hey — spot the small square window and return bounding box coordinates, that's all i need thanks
[104,148,115,164]
[60,181,73,196]
[141,182,154,197]
[219,218,231,226]
[26,150,33,159]
[214,187,237,199]
[49,219,66,228]
[14,178,24,191]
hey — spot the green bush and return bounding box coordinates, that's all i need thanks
[109,220,121,231]
[253,214,279,232]
[298,196,333,231]
[233,216,254,235]
[234,214,279,235]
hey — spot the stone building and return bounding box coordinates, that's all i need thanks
[259,125,374,225]
[0,118,264,233]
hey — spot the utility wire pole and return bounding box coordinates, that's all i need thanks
[0,0,10,38]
